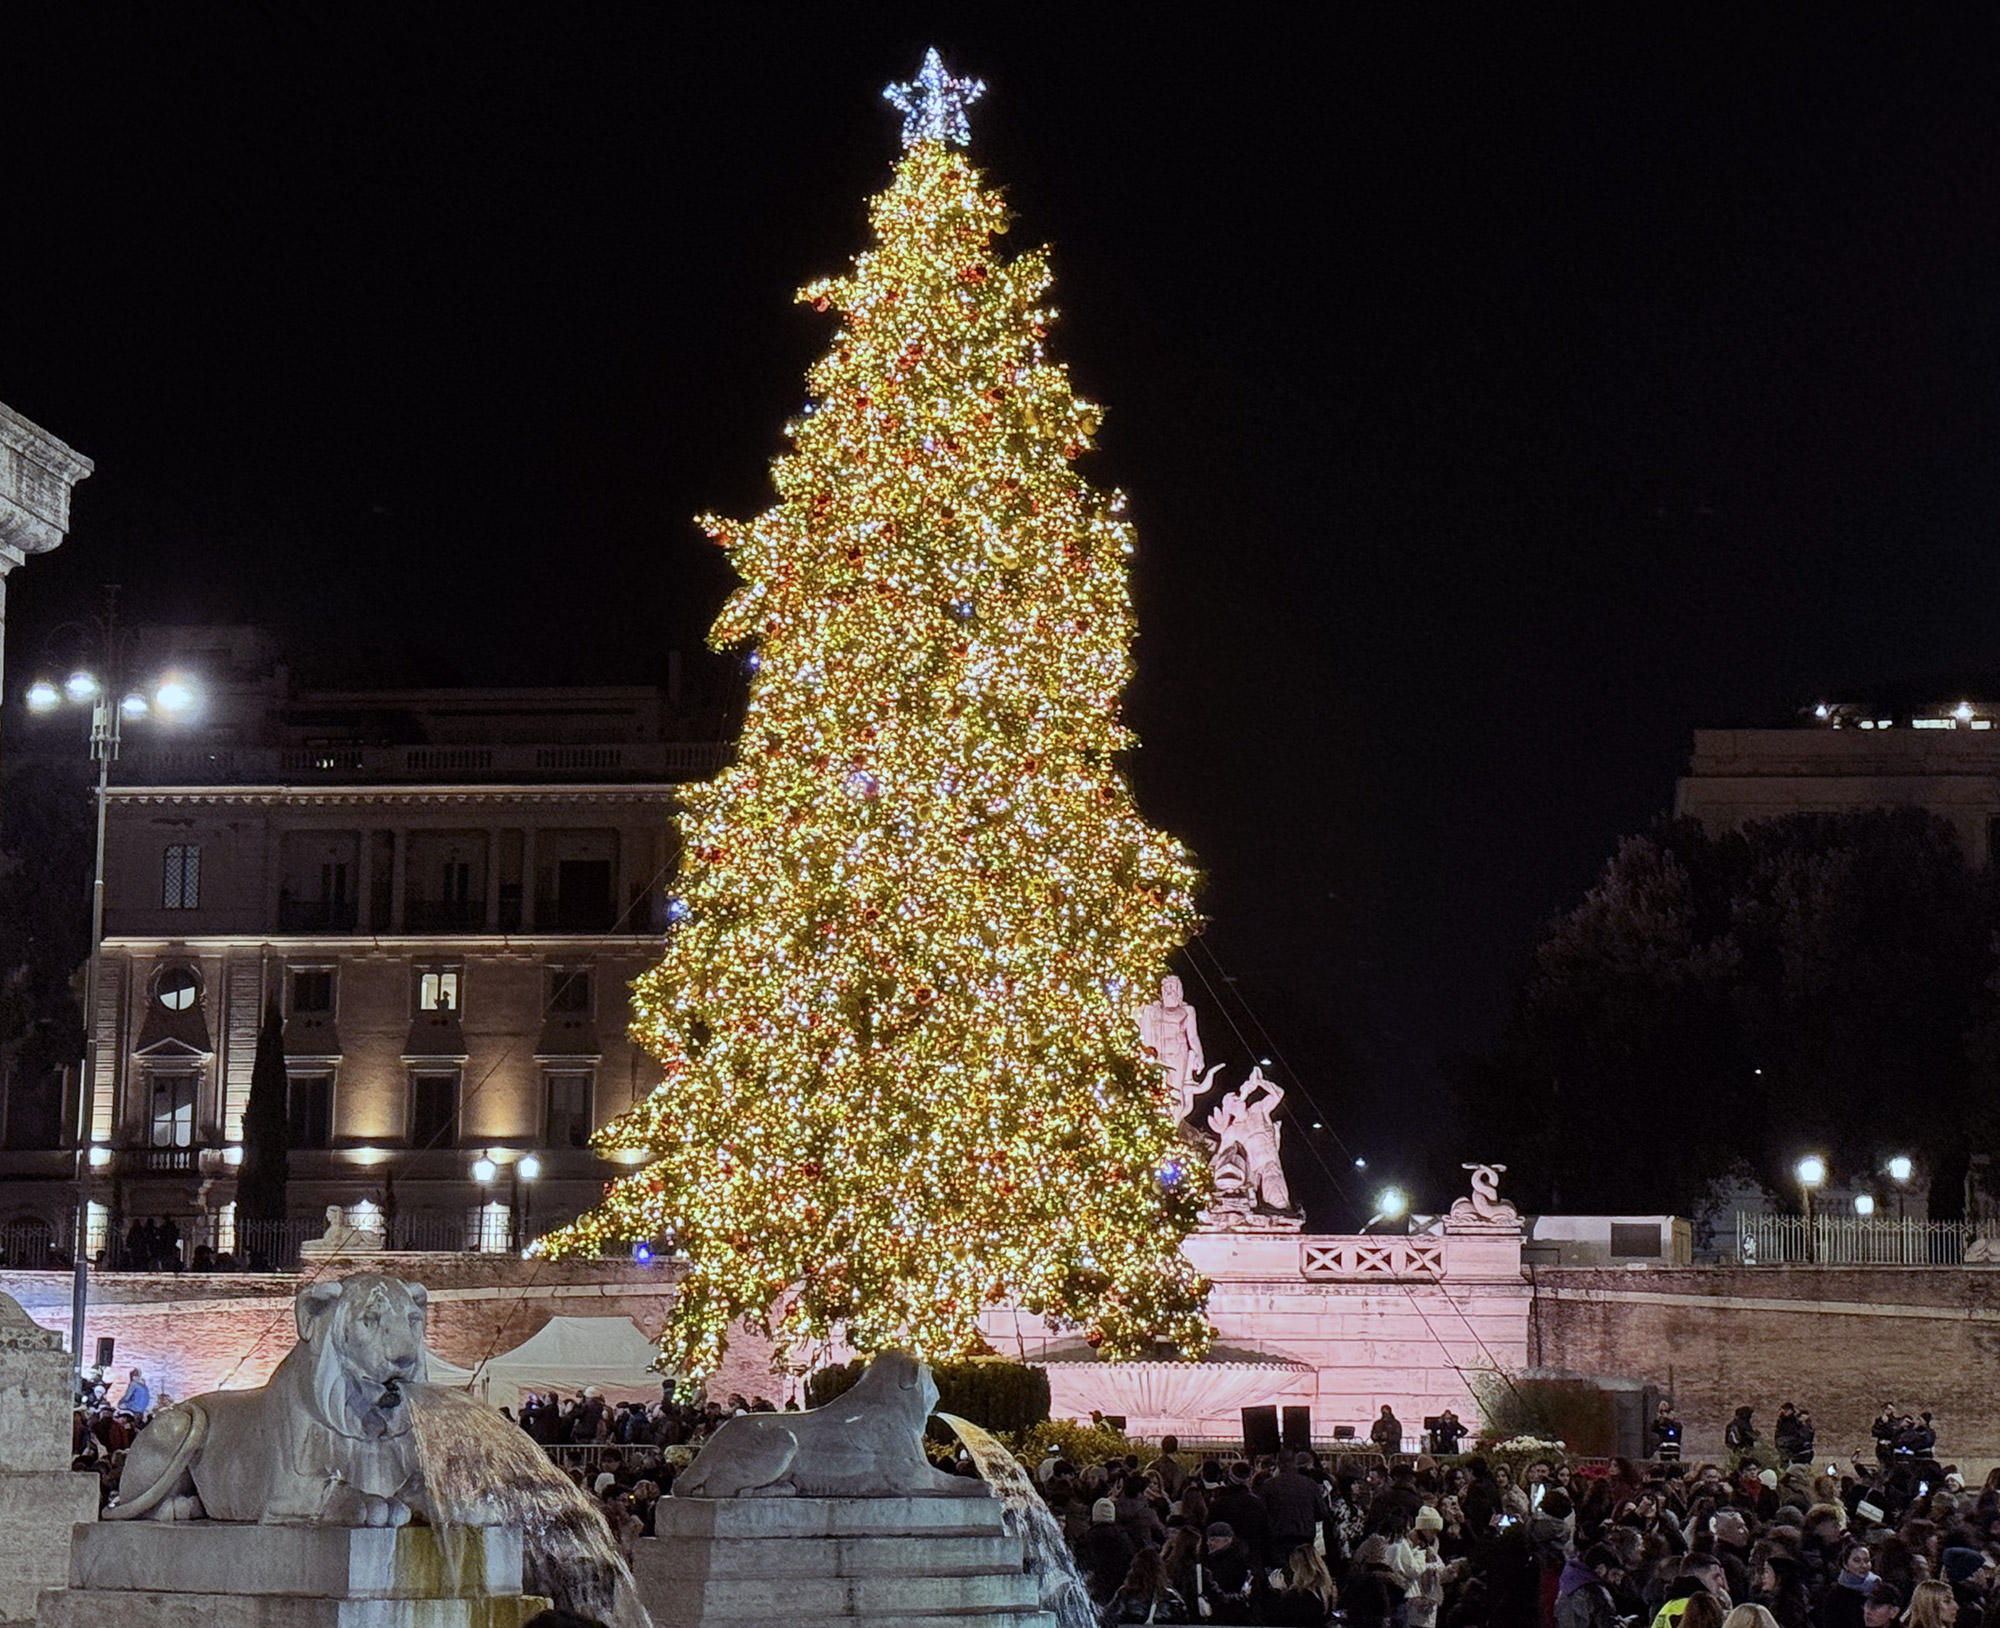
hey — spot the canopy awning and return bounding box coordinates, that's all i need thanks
[471,1315,669,1411]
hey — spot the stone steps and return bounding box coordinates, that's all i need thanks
[660,1532,1024,1578]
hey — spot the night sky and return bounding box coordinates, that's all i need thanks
[5,12,1998,1223]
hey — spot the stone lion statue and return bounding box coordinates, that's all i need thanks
[675,1349,993,1499]
[108,1273,456,1526]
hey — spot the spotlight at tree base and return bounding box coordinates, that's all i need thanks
[1888,1155,1914,1184]
[1796,1154,1828,1189]
[1377,1187,1409,1222]
[24,680,59,712]
[632,1242,654,1266]
[533,49,1210,1378]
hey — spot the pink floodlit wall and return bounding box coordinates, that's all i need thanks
[980,1223,1533,1446]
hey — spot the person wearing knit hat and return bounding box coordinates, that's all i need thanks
[1205,1520,1234,1542]
[1413,1505,1444,1535]
[1090,1497,1117,1524]
[1075,1497,1136,1605]
[1942,1546,1988,1587]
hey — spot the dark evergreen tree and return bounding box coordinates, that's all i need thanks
[236,999,290,1222]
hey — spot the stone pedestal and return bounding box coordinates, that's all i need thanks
[0,1293,99,1622]
[636,1494,1053,1628]
[38,1524,548,1628]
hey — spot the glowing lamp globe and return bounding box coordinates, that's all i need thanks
[1795,1155,1828,1189]
[470,1157,498,1184]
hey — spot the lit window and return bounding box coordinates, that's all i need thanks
[86,1201,109,1257]
[467,1201,511,1254]
[162,844,201,909]
[215,1200,237,1257]
[155,965,201,1013]
[418,970,460,1013]
[149,1074,198,1148]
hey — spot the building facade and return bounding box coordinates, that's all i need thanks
[1676,702,2000,867]
[1,627,721,1264]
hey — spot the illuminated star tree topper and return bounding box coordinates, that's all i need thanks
[883,46,986,148]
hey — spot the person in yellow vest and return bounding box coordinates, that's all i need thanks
[1651,1554,1732,1628]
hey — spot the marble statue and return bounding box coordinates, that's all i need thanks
[674,1349,993,1499]
[106,1273,466,1527]
[1446,1163,1521,1230]
[298,1202,386,1260]
[1207,1067,1292,1213]
[1137,974,1206,1120]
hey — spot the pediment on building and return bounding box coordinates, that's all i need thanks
[134,1000,213,1057]
[284,1014,343,1057]
[534,1016,601,1058]
[403,1010,466,1058]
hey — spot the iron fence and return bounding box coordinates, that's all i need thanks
[1735,1212,1971,1265]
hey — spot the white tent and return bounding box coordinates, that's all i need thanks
[422,1346,480,1390]
[471,1316,668,1411]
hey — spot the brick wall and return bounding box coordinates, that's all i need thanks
[1534,1266,2000,1461]
[1,1253,692,1403]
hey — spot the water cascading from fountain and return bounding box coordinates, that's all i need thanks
[935,1412,1096,1628]
[406,1383,651,1628]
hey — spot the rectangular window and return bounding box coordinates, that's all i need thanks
[149,1074,198,1148]
[409,1071,459,1147]
[418,970,460,1013]
[548,967,592,1014]
[544,1070,594,1149]
[1608,1222,1663,1259]
[162,844,201,909]
[215,1200,237,1258]
[291,968,335,1015]
[287,1071,334,1150]
[85,1200,110,1258]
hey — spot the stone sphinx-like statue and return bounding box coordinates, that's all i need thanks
[107,1272,462,1526]
[675,1350,993,1499]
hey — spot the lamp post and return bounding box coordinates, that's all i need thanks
[1796,1154,1827,1263]
[1887,1156,1913,1225]
[1364,1186,1409,1233]
[25,593,198,1387]
[512,1154,540,1255]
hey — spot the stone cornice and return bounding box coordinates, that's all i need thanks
[101,934,665,952]
[0,400,94,558]
[106,782,680,807]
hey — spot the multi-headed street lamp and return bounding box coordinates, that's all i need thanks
[24,594,198,1383]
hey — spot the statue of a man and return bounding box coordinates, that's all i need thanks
[1137,974,1205,1119]
[1207,1067,1291,1212]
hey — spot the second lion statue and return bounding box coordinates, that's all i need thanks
[674,1349,993,1499]
[108,1272,472,1526]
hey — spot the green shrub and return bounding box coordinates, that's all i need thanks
[803,1355,1052,1437]
[1016,1417,1141,1469]
[1472,1373,1615,1459]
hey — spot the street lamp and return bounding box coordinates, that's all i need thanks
[511,1154,541,1254]
[1887,1156,1913,1226]
[1796,1155,1827,1262]
[1854,1194,1875,1218]
[23,590,200,1385]
[1364,1187,1409,1232]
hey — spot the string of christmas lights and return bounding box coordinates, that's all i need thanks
[539,55,1211,1379]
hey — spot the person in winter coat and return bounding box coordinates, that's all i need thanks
[1262,1454,1325,1568]
[1076,1498,1136,1605]
[1557,1545,1626,1628]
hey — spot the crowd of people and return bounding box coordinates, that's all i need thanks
[511,1387,786,1447]
[1038,1433,1998,1626]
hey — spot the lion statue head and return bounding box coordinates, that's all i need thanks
[296,1273,430,1440]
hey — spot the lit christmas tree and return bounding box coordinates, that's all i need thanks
[543,50,1209,1376]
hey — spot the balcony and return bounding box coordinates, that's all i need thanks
[278,896,360,932]
[112,740,728,787]
[127,1147,203,1174]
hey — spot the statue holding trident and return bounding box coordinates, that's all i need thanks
[1137,974,1208,1120]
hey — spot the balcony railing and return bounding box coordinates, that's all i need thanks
[405,899,488,932]
[130,1147,203,1174]
[1735,1212,1971,1265]
[113,741,727,787]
